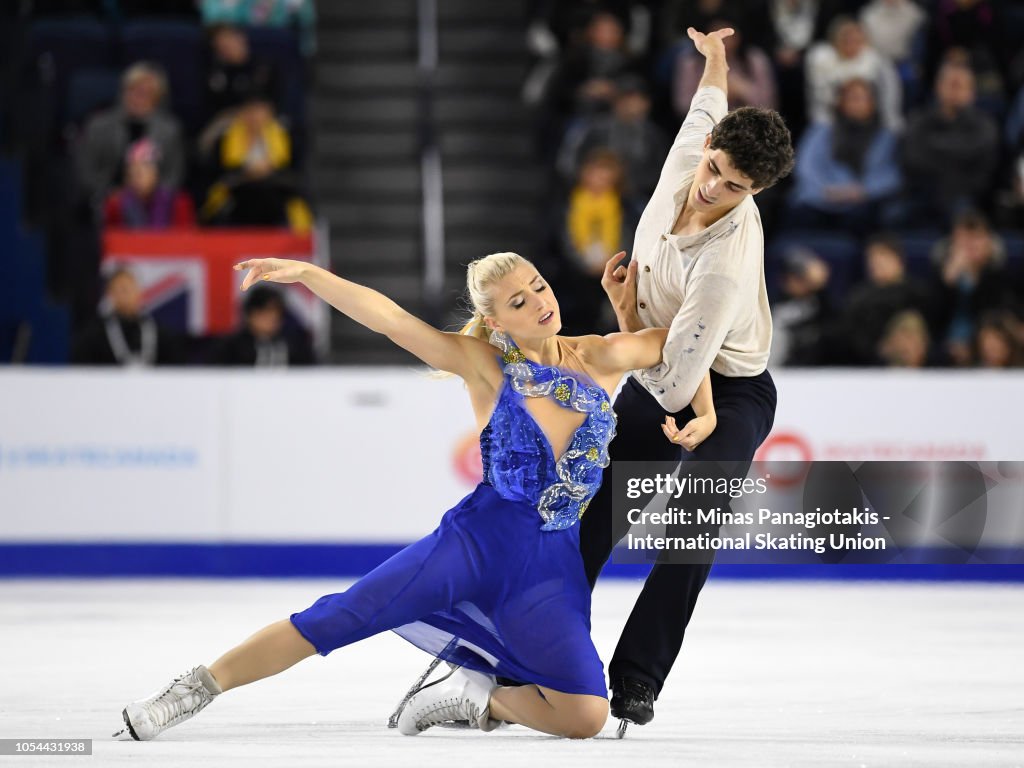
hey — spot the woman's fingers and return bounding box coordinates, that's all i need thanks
[240,267,264,291]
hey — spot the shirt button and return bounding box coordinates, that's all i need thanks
[644,265,651,272]
[639,302,647,309]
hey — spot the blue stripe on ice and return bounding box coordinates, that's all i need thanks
[0,543,1023,581]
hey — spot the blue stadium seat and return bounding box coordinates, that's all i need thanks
[1000,232,1024,266]
[245,27,306,130]
[27,18,116,130]
[65,68,121,129]
[121,20,203,133]
[896,230,942,280]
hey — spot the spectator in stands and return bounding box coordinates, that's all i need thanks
[788,77,900,232]
[556,74,668,205]
[216,286,315,366]
[858,0,927,105]
[103,139,195,229]
[200,0,316,56]
[769,247,834,366]
[204,24,277,128]
[995,85,1024,228]
[927,210,1016,366]
[540,11,640,154]
[859,0,926,66]
[974,310,1024,368]
[805,16,903,131]
[527,0,645,54]
[76,62,185,212]
[876,309,938,367]
[673,17,777,114]
[841,233,931,364]
[199,92,312,232]
[768,0,820,135]
[71,267,185,366]
[924,0,1005,108]
[558,148,628,333]
[902,61,998,227]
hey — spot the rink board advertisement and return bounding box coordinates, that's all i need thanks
[1,369,1022,577]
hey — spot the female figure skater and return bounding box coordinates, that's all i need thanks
[114,252,717,740]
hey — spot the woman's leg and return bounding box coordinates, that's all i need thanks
[489,686,608,739]
[208,619,317,692]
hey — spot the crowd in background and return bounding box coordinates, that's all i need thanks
[6,0,318,366]
[7,0,1024,371]
[527,0,1024,370]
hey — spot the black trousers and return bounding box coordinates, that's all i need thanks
[579,369,777,697]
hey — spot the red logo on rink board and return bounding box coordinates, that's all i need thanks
[452,432,483,485]
[755,431,813,487]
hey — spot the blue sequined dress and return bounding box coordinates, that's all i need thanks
[290,331,617,697]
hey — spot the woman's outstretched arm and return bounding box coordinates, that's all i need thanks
[235,258,493,379]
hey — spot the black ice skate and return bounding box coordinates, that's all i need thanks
[610,676,655,738]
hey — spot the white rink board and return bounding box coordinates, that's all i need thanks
[1,368,1022,542]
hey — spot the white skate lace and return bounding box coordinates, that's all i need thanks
[414,695,482,730]
[144,671,213,729]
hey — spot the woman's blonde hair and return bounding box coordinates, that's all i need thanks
[459,252,532,340]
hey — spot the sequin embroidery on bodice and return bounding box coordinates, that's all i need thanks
[478,330,617,531]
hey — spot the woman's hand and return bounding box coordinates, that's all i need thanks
[235,258,311,291]
[661,413,717,452]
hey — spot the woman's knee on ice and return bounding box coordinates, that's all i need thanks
[562,695,609,739]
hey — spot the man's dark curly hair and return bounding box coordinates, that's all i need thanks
[708,107,794,190]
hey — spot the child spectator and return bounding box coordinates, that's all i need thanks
[103,139,195,229]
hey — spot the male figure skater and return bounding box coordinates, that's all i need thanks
[583,25,794,729]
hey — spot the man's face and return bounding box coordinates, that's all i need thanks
[107,273,142,317]
[248,305,283,339]
[867,244,904,285]
[122,74,160,119]
[614,91,650,122]
[689,137,760,216]
[936,66,975,112]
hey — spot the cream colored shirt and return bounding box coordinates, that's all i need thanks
[631,85,772,413]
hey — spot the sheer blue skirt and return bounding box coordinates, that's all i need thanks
[289,483,607,698]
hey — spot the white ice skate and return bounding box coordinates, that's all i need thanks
[396,666,500,735]
[112,665,222,741]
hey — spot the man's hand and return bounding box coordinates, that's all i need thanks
[687,26,734,60]
[601,251,642,331]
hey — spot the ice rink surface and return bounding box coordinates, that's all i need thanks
[1,577,1022,768]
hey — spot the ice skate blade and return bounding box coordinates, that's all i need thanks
[615,719,629,739]
[387,657,453,728]
[112,709,140,741]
